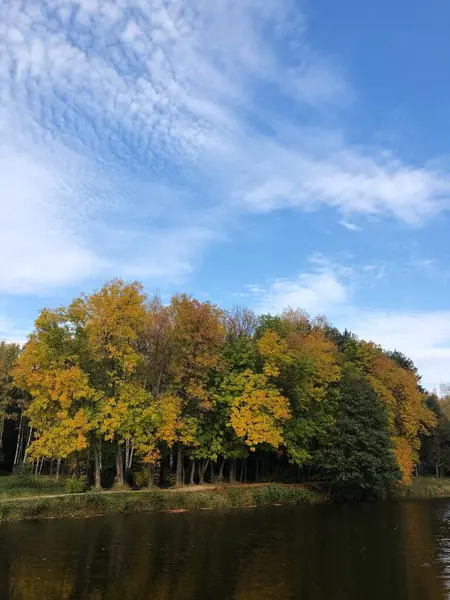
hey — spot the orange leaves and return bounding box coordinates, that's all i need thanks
[229,370,291,451]
[170,295,224,425]
[393,437,415,486]
[358,342,436,483]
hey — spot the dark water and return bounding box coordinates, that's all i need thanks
[2,501,450,599]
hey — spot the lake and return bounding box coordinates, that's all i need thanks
[1,500,450,599]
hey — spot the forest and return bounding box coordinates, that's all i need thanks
[0,278,448,500]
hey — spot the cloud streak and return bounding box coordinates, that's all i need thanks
[247,258,450,391]
[1,0,450,295]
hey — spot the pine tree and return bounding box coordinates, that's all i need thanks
[317,364,401,500]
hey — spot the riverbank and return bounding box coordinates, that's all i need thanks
[394,477,450,499]
[0,481,322,521]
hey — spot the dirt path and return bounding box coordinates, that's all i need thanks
[0,482,276,503]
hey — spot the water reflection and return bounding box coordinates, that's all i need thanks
[0,501,449,600]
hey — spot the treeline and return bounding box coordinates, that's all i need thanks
[0,279,443,499]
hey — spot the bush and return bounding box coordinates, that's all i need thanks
[252,484,318,506]
[133,468,149,488]
[64,477,89,494]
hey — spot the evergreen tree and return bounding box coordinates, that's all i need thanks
[316,364,401,500]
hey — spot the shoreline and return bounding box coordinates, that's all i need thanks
[0,483,323,522]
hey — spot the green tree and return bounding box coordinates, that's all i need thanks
[316,364,401,500]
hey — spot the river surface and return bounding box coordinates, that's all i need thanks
[1,500,450,599]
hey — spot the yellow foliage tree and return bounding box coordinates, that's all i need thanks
[229,370,291,451]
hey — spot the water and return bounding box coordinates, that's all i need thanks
[1,500,450,599]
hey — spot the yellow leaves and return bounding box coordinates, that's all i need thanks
[84,279,147,376]
[296,328,340,402]
[229,370,291,450]
[257,330,292,377]
[258,325,340,403]
[28,408,91,459]
[157,394,181,447]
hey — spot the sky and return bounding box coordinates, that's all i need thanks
[1,0,450,391]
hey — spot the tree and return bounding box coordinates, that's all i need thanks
[316,364,401,500]
[12,309,99,480]
[81,279,147,486]
[169,295,225,485]
[0,342,21,449]
[227,370,291,451]
[257,316,340,468]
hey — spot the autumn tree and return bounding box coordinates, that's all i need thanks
[257,312,340,468]
[169,295,225,485]
[80,279,147,486]
[354,341,436,484]
[13,308,99,480]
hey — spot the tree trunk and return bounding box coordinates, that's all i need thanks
[56,458,61,481]
[129,444,134,471]
[198,460,203,485]
[13,412,23,472]
[93,445,101,489]
[75,454,81,479]
[229,459,236,484]
[147,463,155,488]
[198,459,209,485]
[125,438,130,483]
[189,459,196,485]
[219,458,225,480]
[175,445,183,486]
[239,459,245,482]
[436,464,439,478]
[23,426,33,466]
[255,457,259,482]
[210,461,215,482]
[274,458,280,480]
[116,441,124,486]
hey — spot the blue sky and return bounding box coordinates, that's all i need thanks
[1,0,450,390]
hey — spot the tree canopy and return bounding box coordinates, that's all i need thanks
[0,280,440,498]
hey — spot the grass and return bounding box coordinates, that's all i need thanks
[394,476,450,499]
[0,474,66,499]
[0,482,322,522]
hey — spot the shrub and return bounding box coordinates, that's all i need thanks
[133,468,149,488]
[252,484,318,506]
[64,477,89,494]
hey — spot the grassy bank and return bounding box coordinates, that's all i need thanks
[394,477,450,499]
[0,482,322,521]
[0,475,66,499]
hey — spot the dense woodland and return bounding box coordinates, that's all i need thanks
[0,279,447,499]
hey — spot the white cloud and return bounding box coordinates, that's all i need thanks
[350,311,450,392]
[252,262,348,315]
[0,143,104,294]
[339,220,362,232]
[249,260,450,391]
[237,141,450,223]
[0,0,450,297]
